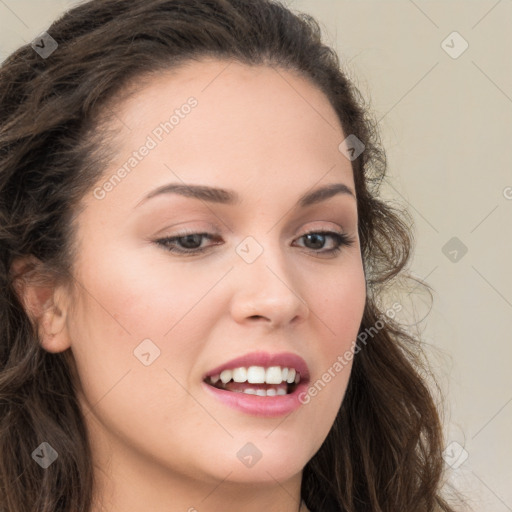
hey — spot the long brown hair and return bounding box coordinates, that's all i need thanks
[0,1,461,510]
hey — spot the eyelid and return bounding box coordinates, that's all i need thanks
[154,224,356,258]
[156,220,348,240]
[154,221,222,238]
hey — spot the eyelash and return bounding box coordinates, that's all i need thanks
[155,229,356,257]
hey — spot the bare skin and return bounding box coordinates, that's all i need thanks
[14,58,365,512]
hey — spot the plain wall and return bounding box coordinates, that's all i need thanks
[1,1,511,510]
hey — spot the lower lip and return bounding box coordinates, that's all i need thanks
[201,380,309,417]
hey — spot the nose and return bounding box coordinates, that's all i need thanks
[229,242,310,329]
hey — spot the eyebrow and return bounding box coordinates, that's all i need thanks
[135,181,356,209]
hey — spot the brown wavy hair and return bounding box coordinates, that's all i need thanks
[0,0,462,511]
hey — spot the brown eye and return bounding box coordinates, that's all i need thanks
[154,229,355,257]
[295,230,355,256]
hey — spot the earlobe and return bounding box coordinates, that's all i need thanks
[37,288,72,353]
[10,256,72,353]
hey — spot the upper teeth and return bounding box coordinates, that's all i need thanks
[209,366,300,385]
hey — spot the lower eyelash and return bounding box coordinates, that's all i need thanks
[155,230,356,256]
[156,232,218,255]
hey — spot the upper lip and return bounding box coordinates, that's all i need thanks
[203,351,310,382]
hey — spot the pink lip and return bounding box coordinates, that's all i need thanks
[203,350,310,382]
[202,378,310,417]
[202,351,311,418]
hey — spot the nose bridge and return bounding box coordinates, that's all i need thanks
[230,231,309,326]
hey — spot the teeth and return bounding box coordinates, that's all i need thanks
[220,369,232,384]
[208,365,301,385]
[286,368,296,384]
[232,367,247,382]
[247,366,266,384]
[265,366,283,384]
[232,387,289,396]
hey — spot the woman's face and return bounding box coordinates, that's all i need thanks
[56,58,366,502]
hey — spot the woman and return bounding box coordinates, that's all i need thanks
[0,0,462,511]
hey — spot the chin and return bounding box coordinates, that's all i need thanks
[208,446,308,483]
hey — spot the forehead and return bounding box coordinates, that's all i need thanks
[112,57,345,153]
[88,58,355,213]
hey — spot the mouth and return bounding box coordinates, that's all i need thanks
[202,352,310,416]
[204,365,303,396]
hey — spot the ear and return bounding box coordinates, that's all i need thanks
[10,256,72,353]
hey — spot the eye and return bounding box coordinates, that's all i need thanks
[155,230,221,255]
[295,229,356,256]
[154,229,356,256]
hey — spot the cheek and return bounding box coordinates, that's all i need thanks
[66,271,207,450]
[67,243,214,399]
[71,237,197,336]
[294,257,365,417]
[312,258,366,346]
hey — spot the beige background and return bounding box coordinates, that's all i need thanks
[1,1,511,510]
